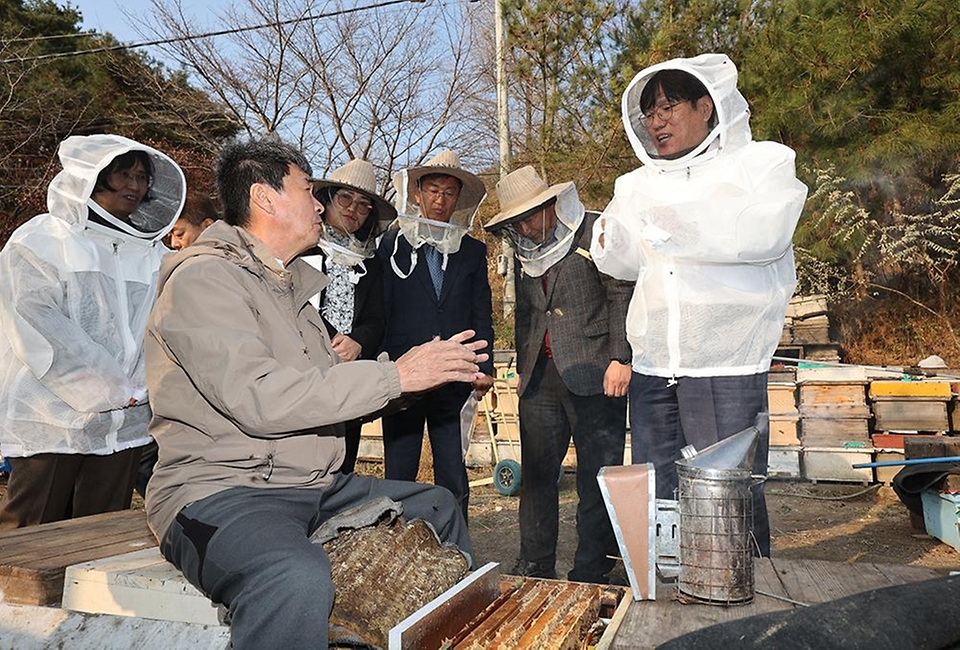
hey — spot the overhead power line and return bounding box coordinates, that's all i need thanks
[6,31,110,43]
[1,0,419,65]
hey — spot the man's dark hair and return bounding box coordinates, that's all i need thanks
[181,193,220,227]
[93,150,154,203]
[640,69,716,125]
[216,138,313,227]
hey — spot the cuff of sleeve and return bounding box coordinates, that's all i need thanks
[382,361,403,400]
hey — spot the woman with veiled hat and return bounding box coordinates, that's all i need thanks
[301,158,396,473]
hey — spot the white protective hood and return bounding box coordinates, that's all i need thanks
[591,53,808,378]
[622,53,751,172]
[0,134,185,457]
[50,133,186,241]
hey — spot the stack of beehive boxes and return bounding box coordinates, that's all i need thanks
[868,380,954,484]
[796,366,873,483]
[767,379,801,478]
[781,295,841,364]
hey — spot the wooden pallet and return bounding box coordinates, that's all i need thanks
[0,510,156,606]
[608,558,941,648]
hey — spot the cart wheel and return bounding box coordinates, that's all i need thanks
[494,459,521,496]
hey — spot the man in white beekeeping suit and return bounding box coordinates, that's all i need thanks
[0,134,185,530]
[591,54,808,556]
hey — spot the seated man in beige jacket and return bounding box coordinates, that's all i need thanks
[143,138,488,650]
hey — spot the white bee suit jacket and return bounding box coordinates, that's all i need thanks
[0,134,185,457]
[590,53,808,378]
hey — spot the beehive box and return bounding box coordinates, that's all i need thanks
[869,381,952,399]
[870,433,907,450]
[800,417,870,448]
[767,446,802,479]
[872,449,906,486]
[767,382,798,416]
[389,563,628,649]
[797,367,870,418]
[802,447,873,484]
[872,400,950,432]
[921,491,960,552]
[769,415,800,446]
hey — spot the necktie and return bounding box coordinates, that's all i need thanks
[425,247,444,298]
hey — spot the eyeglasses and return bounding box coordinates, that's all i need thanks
[111,169,151,187]
[333,190,373,217]
[421,186,460,203]
[639,101,684,127]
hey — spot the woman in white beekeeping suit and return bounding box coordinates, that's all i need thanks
[0,134,185,530]
[590,54,808,556]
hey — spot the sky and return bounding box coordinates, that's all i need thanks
[69,0,231,62]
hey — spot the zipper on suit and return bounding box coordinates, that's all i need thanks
[261,452,275,481]
[112,241,138,373]
[664,259,681,379]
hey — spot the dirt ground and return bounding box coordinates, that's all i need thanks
[459,469,960,581]
[338,455,959,582]
[3,462,958,583]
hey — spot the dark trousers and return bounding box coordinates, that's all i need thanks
[629,372,771,556]
[340,420,362,474]
[136,439,159,498]
[381,384,471,522]
[0,448,141,532]
[161,474,471,650]
[518,355,627,581]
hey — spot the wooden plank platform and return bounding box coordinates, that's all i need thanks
[0,510,157,606]
[610,557,941,648]
[62,547,220,625]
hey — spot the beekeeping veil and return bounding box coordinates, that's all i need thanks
[484,165,584,278]
[50,133,186,241]
[390,149,486,279]
[312,158,397,269]
[0,134,184,458]
[622,53,751,172]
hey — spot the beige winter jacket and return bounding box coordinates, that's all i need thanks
[144,222,402,541]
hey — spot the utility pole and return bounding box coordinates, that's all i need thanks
[494,0,515,318]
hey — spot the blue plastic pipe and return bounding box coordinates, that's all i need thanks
[852,455,960,469]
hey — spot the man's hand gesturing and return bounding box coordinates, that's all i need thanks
[395,330,490,394]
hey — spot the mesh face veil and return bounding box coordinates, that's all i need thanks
[389,168,485,278]
[503,183,585,278]
[316,220,374,268]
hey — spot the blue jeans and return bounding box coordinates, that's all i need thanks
[518,355,627,581]
[160,474,471,650]
[629,372,771,556]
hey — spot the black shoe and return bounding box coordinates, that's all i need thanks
[508,558,557,579]
[567,568,610,584]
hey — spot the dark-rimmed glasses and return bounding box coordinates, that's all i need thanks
[639,101,684,127]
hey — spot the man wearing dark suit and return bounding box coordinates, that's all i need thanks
[377,150,494,522]
[485,166,633,584]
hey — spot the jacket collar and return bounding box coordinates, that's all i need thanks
[157,221,327,305]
